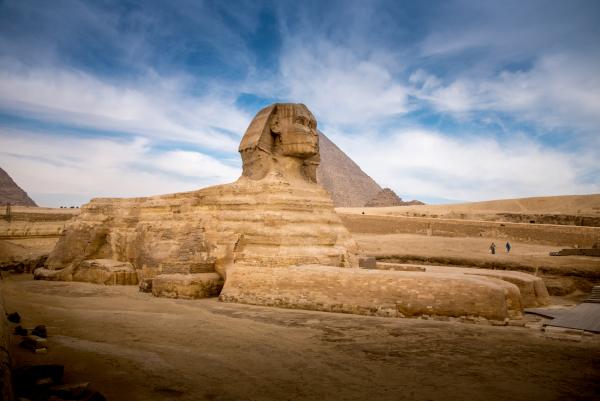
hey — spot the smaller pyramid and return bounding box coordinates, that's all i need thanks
[365,188,425,207]
[365,188,404,207]
[0,167,37,206]
[402,199,425,206]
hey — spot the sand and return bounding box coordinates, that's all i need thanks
[353,233,600,296]
[353,233,596,268]
[2,275,599,401]
[338,194,600,219]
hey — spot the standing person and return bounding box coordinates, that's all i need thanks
[489,242,496,255]
[506,241,511,253]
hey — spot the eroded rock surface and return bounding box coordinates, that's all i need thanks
[41,103,547,321]
[44,104,358,292]
[220,265,524,321]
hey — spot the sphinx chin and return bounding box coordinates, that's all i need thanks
[39,102,549,322]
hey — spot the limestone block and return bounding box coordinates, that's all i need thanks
[358,257,377,269]
[152,273,224,299]
[72,259,138,285]
[34,266,73,281]
[42,103,359,297]
[376,262,426,272]
[220,265,522,321]
[464,270,550,307]
[138,277,153,293]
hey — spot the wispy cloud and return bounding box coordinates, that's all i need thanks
[327,126,599,202]
[0,128,240,206]
[411,54,600,136]
[0,63,250,151]
[0,0,598,206]
[279,42,410,126]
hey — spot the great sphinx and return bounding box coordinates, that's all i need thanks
[38,103,548,321]
[39,104,358,288]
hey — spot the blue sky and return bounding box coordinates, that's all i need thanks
[0,0,598,206]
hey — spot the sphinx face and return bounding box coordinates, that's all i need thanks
[278,109,318,159]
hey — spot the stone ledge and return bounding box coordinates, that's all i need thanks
[73,259,138,285]
[152,273,224,299]
[220,265,523,321]
[463,270,549,307]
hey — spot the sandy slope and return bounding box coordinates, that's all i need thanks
[339,194,600,217]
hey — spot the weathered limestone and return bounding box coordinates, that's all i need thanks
[73,259,137,285]
[35,259,137,285]
[44,103,358,293]
[375,263,550,307]
[40,102,548,322]
[463,270,550,307]
[152,273,223,299]
[220,265,523,321]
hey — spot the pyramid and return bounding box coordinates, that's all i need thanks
[316,132,381,207]
[0,167,37,206]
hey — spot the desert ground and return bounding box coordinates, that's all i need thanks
[1,195,599,400]
[352,233,599,296]
[339,194,600,220]
[2,274,599,401]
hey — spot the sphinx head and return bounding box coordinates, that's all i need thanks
[270,104,318,158]
[238,103,320,182]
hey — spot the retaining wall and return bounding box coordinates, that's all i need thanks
[340,214,600,247]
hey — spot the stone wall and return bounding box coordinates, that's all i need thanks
[340,214,600,248]
[495,213,600,227]
[0,208,78,239]
[550,248,600,257]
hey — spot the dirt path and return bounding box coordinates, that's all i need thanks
[2,275,599,401]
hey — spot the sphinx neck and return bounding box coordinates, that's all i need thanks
[272,156,312,183]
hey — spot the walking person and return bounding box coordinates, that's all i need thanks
[505,241,511,253]
[489,242,496,255]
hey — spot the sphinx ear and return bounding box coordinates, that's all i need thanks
[270,116,281,134]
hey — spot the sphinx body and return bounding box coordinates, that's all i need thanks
[39,103,548,320]
[41,104,358,296]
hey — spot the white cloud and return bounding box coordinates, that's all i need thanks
[0,62,251,151]
[325,127,599,202]
[279,42,410,126]
[154,150,239,181]
[0,128,241,207]
[412,54,600,135]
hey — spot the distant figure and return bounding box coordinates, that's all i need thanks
[489,242,496,255]
[505,241,511,253]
